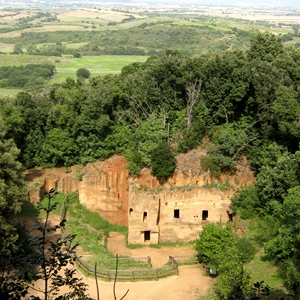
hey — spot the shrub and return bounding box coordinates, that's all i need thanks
[151,142,176,180]
[76,67,90,78]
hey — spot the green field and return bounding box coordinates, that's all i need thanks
[49,55,148,84]
[0,54,148,93]
[0,87,21,97]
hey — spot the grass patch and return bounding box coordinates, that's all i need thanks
[16,193,66,218]
[67,195,127,235]
[203,180,233,191]
[149,240,195,249]
[245,250,288,298]
[0,87,21,97]
[126,243,144,249]
[0,54,148,88]
[16,202,40,218]
[49,55,148,84]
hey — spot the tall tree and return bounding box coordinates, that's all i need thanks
[265,186,300,298]
[248,32,284,61]
[0,119,27,255]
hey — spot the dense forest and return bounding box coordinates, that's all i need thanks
[0,64,55,88]
[2,31,300,298]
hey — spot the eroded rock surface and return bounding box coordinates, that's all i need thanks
[26,150,255,243]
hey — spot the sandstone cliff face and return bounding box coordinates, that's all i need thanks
[78,157,129,226]
[25,168,79,205]
[26,150,255,243]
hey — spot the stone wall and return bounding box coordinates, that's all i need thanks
[127,169,235,244]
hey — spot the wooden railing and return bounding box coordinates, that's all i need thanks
[59,193,187,281]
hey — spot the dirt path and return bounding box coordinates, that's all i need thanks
[79,264,214,300]
[28,231,215,300]
[106,232,196,268]
[77,232,215,299]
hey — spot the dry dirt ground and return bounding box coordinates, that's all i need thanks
[28,226,214,300]
[75,232,214,300]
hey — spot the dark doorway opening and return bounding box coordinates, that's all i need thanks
[227,210,233,222]
[202,210,208,221]
[174,209,180,218]
[129,208,133,215]
[144,231,150,241]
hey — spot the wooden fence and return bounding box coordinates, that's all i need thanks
[109,256,152,268]
[169,255,199,266]
[76,255,177,282]
[59,193,186,282]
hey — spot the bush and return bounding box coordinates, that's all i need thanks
[125,150,143,176]
[231,186,261,219]
[73,52,82,58]
[76,68,90,78]
[151,142,176,180]
[200,155,221,177]
[236,236,256,264]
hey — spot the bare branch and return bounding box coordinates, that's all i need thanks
[186,79,203,128]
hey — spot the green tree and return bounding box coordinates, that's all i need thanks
[264,186,300,298]
[41,128,78,167]
[255,151,300,207]
[248,32,284,61]
[195,223,251,299]
[0,119,27,256]
[195,223,236,266]
[76,68,90,79]
[12,43,23,54]
[151,142,176,180]
[208,121,252,174]
[0,190,92,300]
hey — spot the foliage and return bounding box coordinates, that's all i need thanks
[150,142,176,180]
[0,190,92,300]
[200,155,221,178]
[248,32,284,61]
[236,236,256,264]
[231,186,261,219]
[1,22,253,57]
[264,186,300,298]
[208,122,251,174]
[76,68,91,79]
[195,223,252,299]
[0,119,27,256]
[0,64,55,89]
[125,150,143,176]
[2,32,300,175]
[195,223,236,266]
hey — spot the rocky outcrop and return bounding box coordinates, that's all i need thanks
[26,151,255,243]
[78,157,129,226]
[25,168,78,205]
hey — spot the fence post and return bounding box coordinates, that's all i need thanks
[147,256,152,267]
[155,269,158,281]
[107,270,110,281]
[132,271,134,282]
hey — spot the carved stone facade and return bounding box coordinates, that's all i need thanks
[127,169,234,244]
[27,153,255,244]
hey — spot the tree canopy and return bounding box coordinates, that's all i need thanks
[0,119,27,256]
[1,30,300,298]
